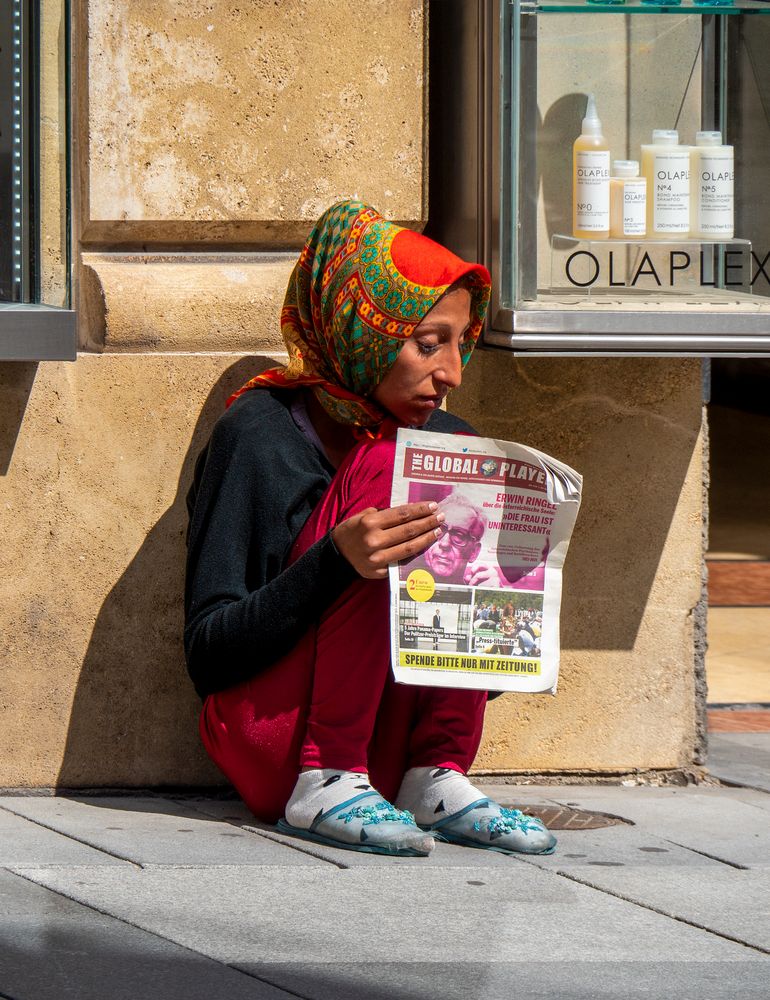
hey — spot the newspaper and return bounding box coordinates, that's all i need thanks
[388,428,582,694]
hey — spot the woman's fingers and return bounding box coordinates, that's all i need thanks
[368,501,441,531]
[356,505,445,553]
[331,503,445,579]
[372,525,444,569]
[365,510,444,548]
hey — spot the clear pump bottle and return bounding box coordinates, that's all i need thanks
[572,94,611,240]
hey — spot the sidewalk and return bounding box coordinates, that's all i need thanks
[1,734,769,1000]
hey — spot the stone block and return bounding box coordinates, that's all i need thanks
[247,962,770,1000]
[707,733,770,794]
[0,348,706,784]
[81,253,295,352]
[15,864,757,964]
[83,0,426,244]
[451,355,704,772]
[517,823,727,872]
[529,785,770,869]
[0,802,128,866]
[2,796,324,866]
[0,352,280,787]
[559,866,770,953]
[0,868,285,1000]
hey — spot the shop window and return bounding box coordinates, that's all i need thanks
[429,1,770,356]
[0,0,74,360]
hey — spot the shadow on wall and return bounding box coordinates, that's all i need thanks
[56,356,274,789]
[540,94,584,243]
[0,363,37,475]
[452,357,703,653]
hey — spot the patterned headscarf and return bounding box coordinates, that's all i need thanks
[228,200,492,427]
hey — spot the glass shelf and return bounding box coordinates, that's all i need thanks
[527,0,770,13]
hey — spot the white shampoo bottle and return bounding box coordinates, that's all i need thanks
[572,94,610,240]
[609,160,647,238]
[641,130,690,239]
[690,131,734,239]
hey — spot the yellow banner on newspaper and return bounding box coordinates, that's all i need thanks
[399,651,541,676]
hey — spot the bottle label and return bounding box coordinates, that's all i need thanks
[698,150,734,236]
[576,151,610,231]
[622,179,646,236]
[653,151,690,233]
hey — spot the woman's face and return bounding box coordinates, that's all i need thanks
[372,287,472,426]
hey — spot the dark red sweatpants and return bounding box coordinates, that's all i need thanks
[199,435,488,823]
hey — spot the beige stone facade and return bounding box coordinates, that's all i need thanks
[0,1,704,787]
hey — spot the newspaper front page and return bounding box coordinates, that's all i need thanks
[388,428,582,694]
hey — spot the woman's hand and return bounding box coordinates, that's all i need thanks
[332,502,445,579]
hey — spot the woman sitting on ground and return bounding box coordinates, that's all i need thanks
[184,200,555,857]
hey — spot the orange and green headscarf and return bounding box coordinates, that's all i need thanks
[228,200,492,428]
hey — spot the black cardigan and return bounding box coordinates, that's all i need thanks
[184,389,476,698]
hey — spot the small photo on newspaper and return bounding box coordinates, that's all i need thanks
[389,427,582,694]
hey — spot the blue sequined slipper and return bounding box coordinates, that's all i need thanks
[277,791,435,857]
[427,798,557,855]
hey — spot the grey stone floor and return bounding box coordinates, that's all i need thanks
[1,733,768,1000]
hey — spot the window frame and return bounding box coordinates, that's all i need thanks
[0,0,75,361]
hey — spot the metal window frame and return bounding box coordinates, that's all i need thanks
[0,0,75,361]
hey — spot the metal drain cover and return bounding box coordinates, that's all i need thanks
[505,804,630,830]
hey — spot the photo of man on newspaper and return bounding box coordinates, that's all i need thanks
[399,487,501,587]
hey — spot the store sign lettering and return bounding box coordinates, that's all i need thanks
[752,250,770,285]
[564,249,770,289]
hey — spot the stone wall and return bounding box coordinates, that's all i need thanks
[0,0,704,787]
[455,356,704,773]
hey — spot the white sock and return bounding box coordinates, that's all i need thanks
[395,766,484,826]
[284,769,375,829]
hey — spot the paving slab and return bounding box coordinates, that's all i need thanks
[0,804,128,867]
[522,786,770,868]
[0,869,289,1000]
[477,782,695,818]
[508,785,713,805]
[13,864,764,966]
[724,787,770,815]
[179,797,255,825]
[556,866,770,953]
[708,733,770,793]
[251,960,770,1000]
[0,795,324,867]
[513,822,730,871]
